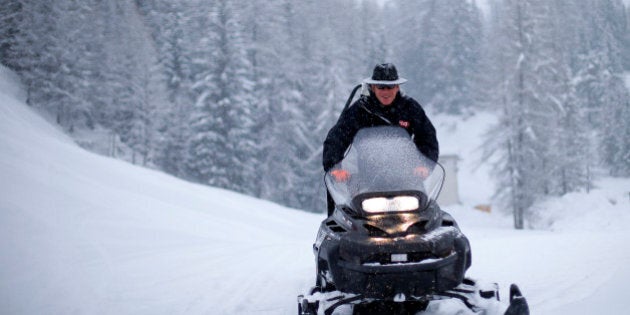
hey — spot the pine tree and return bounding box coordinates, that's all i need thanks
[0,0,21,67]
[484,0,543,229]
[186,0,257,193]
[481,0,629,228]
[21,0,629,219]
[389,0,483,115]
[255,0,325,210]
[430,0,483,115]
[539,1,593,193]
[88,0,164,164]
[241,0,286,199]
[7,1,95,131]
[136,0,195,175]
[354,0,389,76]
[626,5,630,70]
[573,0,629,177]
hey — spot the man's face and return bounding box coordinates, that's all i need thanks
[371,84,399,106]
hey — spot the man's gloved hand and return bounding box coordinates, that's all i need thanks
[414,166,430,179]
[330,169,350,182]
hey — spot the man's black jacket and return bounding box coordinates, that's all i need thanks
[322,92,439,172]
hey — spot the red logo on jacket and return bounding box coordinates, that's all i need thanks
[399,120,410,128]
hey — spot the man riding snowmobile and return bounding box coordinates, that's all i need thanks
[323,63,438,216]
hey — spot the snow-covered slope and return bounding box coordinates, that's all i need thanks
[1,65,629,314]
[0,65,320,314]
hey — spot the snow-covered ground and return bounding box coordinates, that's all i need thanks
[1,64,629,314]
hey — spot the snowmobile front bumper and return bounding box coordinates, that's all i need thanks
[339,250,458,273]
[333,251,463,298]
[321,226,470,299]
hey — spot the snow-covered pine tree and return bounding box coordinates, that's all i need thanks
[250,0,366,212]
[389,0,430,98]
[130,25,170,166]
[483,0,543,229]
[6,1,96,131]
[592,0,630,177]
[0,0,21,68]
[354,0,390,77]
[626,4,630,71]
[255,0,327,211]
[43,0,95,132]
[428,0,482,115]
[293,0,352,211]
[481,0,629,228]
[184,0,223,187]
[389,0,483,115]
[91,0,163,164]
[535,1,591,195]
[240,0,286,200]
[573,0,629,177]
[136,1,195,176]
[186,0,257,194]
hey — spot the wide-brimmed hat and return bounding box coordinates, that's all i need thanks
[363,63,407,85]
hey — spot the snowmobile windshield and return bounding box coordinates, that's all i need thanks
[325,126,444,214]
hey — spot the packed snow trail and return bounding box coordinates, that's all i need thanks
[1,65,629,314]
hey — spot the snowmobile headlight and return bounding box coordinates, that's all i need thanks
[361,196,419,213]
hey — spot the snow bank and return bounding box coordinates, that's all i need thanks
[531,178,630,232]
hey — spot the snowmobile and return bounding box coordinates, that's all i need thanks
[297,126,529,315]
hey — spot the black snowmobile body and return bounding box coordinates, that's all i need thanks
[298,126,529,315]
[315,201,471,299]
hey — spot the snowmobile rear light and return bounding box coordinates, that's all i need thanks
[361,196,419,213]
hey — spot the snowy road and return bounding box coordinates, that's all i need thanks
[467,228,630,314]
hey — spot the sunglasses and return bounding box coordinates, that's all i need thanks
[373,84,397,90]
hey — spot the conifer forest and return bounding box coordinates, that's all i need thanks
[1,0,628,228]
